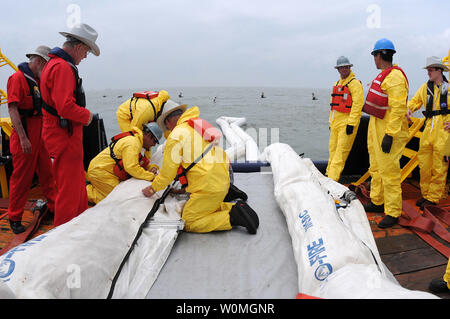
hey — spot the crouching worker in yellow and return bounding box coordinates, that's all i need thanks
[406,56,450,210]
[116,90,171,132]
[141,104,259,234]
[326,56,364,181]
[86,122,163,204]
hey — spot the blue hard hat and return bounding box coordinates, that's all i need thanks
[371,38,396,55]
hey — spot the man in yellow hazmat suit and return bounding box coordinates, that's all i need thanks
[86,122,163,204]
[428,121,450,294]
[326,56,364,181]
[116,90,173,132]
[141,103,259,234]
[363,38,409,229]
[406,56,450,209]
[117,91,182,159]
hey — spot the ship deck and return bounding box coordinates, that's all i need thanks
[0,173,448,299]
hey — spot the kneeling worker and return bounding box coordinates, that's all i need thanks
[141,104,259,234]
[86,122,163,204]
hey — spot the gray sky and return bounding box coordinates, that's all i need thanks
[1,0,449,92]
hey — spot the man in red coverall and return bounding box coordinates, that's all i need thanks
[40,23,100,226]
[6,46,56,234]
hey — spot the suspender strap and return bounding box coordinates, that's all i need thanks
[423,78,449,118]
[109,131,135,168]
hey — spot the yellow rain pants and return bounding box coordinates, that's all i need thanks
[326,71,364,181]
[445,258,450,289]
[367,67,409,218]
[407,82,450,203]
[116,90,170,132]
[151,106,234,233]
[86,127,157,204]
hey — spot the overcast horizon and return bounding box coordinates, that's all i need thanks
[1,0,450,94]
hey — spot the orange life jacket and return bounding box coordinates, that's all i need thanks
[363,66,409,119]
[109,131,150,181]
[176,118,222,188]
[133,91,159,100]
[330,78,356,113]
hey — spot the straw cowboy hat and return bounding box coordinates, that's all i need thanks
[59,23,100,56]
[156,100,187,131]
[26,45,51,62]
[423,56,449,72]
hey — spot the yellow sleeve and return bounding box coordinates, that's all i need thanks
[144,149,152,160]
[116,98,132,120]
[121,139,155,181]
[141,149,159,171]
[328,81,335,124]
[382,71,409,137]
[407,83,426,113]
[347,79,364,127]
[151,128,184,192]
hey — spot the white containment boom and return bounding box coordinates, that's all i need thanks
[261,143,438,299]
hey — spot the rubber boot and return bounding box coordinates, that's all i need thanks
[378,215,398,229]
[229,200,259,234]
[420,199,437,211]
[224,184,248,202]
[429,278,450,293]
[9,219,25,234]
[415,197,426,207]
[363,201,384,213]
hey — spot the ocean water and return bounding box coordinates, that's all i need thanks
[86,87,332,161]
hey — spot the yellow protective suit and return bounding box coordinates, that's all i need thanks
[116,90,170,132]
[86,127,158,204]
[407,82,450,203]
[367,66,409,218]
[445,258,450,289]
[151,106,234,233]
[326,71,364,181]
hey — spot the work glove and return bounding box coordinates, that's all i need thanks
[381,134,393,153]
[346,125,354,135]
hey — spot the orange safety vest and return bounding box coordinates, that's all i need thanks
[330,78,356,113]
[133,91,159,100]
[363,66,408,119]
[109,131,150,181]
[176,118,222,188]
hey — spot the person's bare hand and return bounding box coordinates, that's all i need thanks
[20,137,32,154]
[142,186,155,198]
[406,109,413,123]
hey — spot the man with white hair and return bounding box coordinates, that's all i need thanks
[406,56,450,210]
[40,23,100,226]
[6,46,56,234]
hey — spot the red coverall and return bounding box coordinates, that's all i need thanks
[6,69,56,222]
[40,53,91,226]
